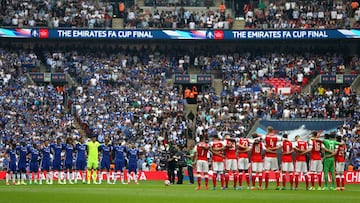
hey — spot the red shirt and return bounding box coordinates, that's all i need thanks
[265,133,278,157]
[281,140,293,163]
[195,142,209,161]
[309,139,322,160]
[251,141,263,163]
[295,140,307,162]
[238,138,250,158]
[225,140,237,159]
[335,144,345,162]
[211,140,224,162]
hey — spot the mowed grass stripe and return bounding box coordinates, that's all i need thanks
[0,181,359,203]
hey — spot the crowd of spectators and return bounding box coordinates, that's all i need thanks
[0,49,77,151]
[41,46,196,170]
[0,0,113,28]
[0,45,359,171]
[144,0,214,7]
[124,5,232,29]
[244,0,353,29]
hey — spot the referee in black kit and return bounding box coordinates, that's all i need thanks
[166,142,177,184]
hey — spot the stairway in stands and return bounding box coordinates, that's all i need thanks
[112,18,124,29]
[232,19,245,29]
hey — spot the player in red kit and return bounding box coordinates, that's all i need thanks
[224,135,238,190]
[308,131,323,190]
[250,133,266,190]
[294,135,309,190]
[237,135,251,190]
[210,134,225,190]
[335,135,346,191]
[194,135,210,190]
[280,134,294,190]
[263,126,281,190]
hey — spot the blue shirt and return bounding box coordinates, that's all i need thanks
[100,144,112,161]
[41,146,51,161]
[51,143,64,161]
[16,145,28,163]
[6,148,17,163]
[64,144,74,162]
[76,143,87,161]
[30,147,40,163]
[114,145,126,162]
[127,148,138,163]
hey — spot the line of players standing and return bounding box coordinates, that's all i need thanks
[193,126,346,191]
[3,136,139,185]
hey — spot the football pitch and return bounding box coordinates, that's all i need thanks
[0,181,359,203]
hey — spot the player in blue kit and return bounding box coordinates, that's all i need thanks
[16,141,29,185]
[113,140,126,184]
[29,144,40,184]
[40,140,52,184]
[64,137,75,184]
[51,137,65,184]
[5,143,18,185]
[75,137,87,184]
[99,137,113,184]
[127,142,139,184]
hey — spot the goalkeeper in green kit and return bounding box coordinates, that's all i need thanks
[87,135,101,184]
[322,133,340,190]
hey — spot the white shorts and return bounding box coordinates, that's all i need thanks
[196,160,209,173]
[238,158,250,170]
[212,161,224,172]
[335,162,345,172]
[225,159,237,171]
[295,161,307,173]
[281,162,294,172]
[252,162,263,173]
[309,160,323,172]
[264,157,279,171]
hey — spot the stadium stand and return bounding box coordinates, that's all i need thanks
[0,0,113,28]
[0,43,359,170]
[123,4,233,29]
[0,49,78,148]
[244,0,353,29]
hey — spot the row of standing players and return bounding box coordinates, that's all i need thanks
[3,136,140,185]
[193,126,346,191]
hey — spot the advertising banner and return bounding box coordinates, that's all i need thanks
[2,28,360,40]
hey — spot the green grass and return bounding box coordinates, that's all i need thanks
[0,181,359,203]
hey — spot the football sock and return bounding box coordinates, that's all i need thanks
[336,175,340,187]
[197,176,201,187]
[275,172,280,187]
[233,173,238,188]
[317,173,322,187]
[265,172,269,188]
[295,174,299,188]
[225,173,229,188]
[252,173,256,187]
[204,175,209,186]
[220,174,225,187]
[258,175,263,187]
[282,174,287,187]
[331,172,335,187]
[245,173,250,186]
[239,173,243,186]
[212,174,217,187]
